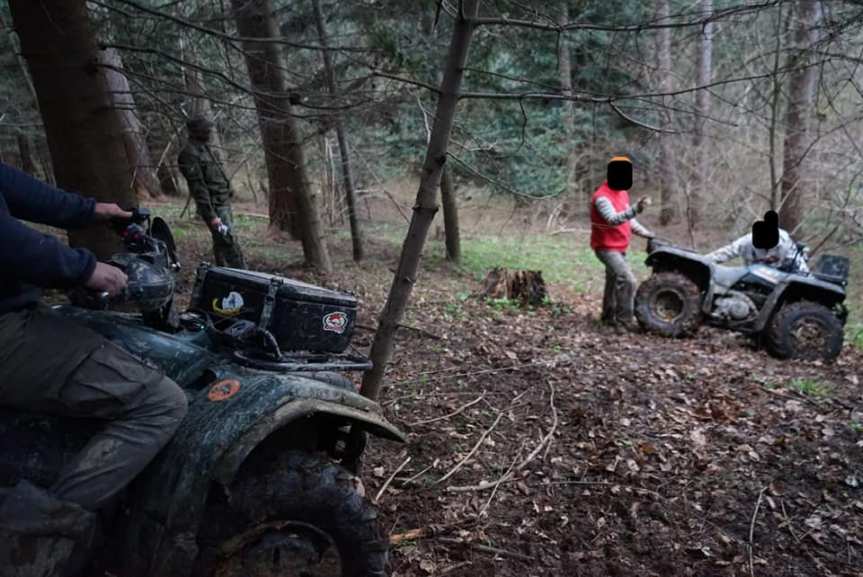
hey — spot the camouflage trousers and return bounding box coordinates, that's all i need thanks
[209,205,246,269]
[595,249,637,324]
[0,306,188,512]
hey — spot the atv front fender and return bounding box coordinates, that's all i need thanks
[753,278,846,332]
[645,247,713,291]
[122,372,404,577]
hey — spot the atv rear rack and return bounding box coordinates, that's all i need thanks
[232,349,373,372]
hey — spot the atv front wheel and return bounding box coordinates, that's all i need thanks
[195,450,388,577]
[635,272,702,337]
[766,301,844,361]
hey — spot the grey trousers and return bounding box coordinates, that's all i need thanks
[595,249,637,323]
[0,306,188,512]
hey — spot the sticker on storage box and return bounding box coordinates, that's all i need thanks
[212,291,244,317]
[322,311,349,334]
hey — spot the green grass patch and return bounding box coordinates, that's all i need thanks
[454,234,649,293]
[786,378,832,398]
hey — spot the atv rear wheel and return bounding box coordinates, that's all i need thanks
[195,450,388,577]
[766,301,844,361]
[635,272,702,337]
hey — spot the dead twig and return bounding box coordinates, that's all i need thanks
[389,527,428,546]
[355,323,442,340]
[447,382,558,493]
[779,499,800,542]
[435,412,504,485]
[374,456,411,504]
[748,486,768,577]
[397,463,435,486]
[389,521,471,546]
[437,537,535,562]
[478,440,524,518]
[439,561,472,575]
[407,393,486,427]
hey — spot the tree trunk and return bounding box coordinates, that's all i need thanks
[780,0,820,232]
[231,0,298,235]
[691,0,712,226]
[9,0,134,259]
[558,0,578,200]
[16,132,36,175]
[156,158,180,197]
[361,0,481,402]
[98,48,162,200]
[439,165,461,262]
[311,0,364,261]
[656,0,677,225]
[232,0,331,272]
[769,3,786,210]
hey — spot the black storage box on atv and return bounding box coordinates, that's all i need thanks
[191,265,356,353]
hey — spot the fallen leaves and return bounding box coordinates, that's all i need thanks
[359,288,863,577]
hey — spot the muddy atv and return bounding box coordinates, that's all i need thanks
[0,210,405,577]
[635,239,849,360]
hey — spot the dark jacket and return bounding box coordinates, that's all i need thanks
[0,162,97,314]
[177,141,232,223]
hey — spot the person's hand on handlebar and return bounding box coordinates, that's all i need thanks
[85,262,128,296]
[93,203,133,222]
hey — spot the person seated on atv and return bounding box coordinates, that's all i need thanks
[707,212,809,274]
[0,162,188,559]
[590,155,654,331]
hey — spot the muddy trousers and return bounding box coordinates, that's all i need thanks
[0,306,188,512]
[595,249,637,324]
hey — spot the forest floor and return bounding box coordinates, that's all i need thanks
[156,198,863,577]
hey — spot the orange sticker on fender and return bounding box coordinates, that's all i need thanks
[208,379,241,401]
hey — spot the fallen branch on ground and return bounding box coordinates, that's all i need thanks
[356,323,442,340]
[437,537,535,562]
[447,382,559,492]
[748,486,768,577]
[407,393,486,427]
[374,456,412,504]
[435,412,504,485]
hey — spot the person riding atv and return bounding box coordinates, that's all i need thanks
[0,162,405,577]
[707,211,809,274]
[0,162,189,574]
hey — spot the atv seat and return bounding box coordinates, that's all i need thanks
[712,265,749,289]
[812,254,849,287]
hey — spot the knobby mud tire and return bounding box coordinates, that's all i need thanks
[195,450,388,577]
[635,272,703,337]
[766,300,844,361]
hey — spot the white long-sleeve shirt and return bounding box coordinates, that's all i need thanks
[707,229,809,273]
[594,196,653,237]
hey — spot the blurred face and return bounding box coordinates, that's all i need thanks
[607,158,633,190]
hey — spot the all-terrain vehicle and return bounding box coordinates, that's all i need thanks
[635,238,849,360]
[0,210,405,577]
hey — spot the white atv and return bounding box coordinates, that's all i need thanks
[635,239,849,360]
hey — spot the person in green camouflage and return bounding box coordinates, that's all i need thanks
[178,115,246,268]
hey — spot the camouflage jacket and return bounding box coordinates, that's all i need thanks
[177,141,232,223]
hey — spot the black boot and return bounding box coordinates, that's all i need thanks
[0,480,96,577]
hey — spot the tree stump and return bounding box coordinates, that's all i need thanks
[480,267,548,306]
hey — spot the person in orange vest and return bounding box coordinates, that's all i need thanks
[590,155,654,330]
